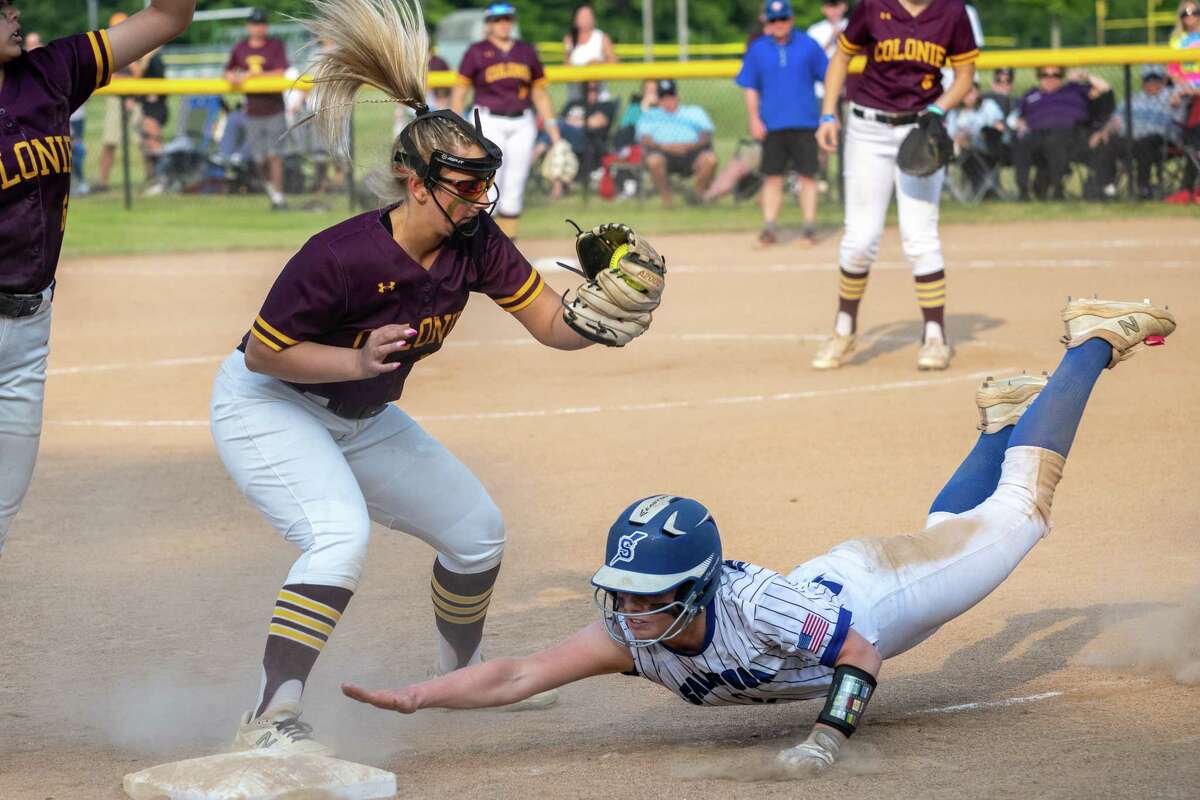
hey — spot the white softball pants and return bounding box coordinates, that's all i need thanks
[210,351,505,592]
[838,108,946,278]
[476,108,538,217]
[0,288,53,558]
[790,446,1065,659]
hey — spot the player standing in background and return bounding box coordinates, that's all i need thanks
[451,2,560,241]
[813,0,978,371]
[0,1,195,560]
[212,0,664,756]
[344,295,1176,773]
[225,8,289,211]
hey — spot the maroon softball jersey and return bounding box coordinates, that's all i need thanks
[0,30,113,294]
[838,0,978,114]
[226,37,288,116]
[457,40,546,115]
[241,208,546,408]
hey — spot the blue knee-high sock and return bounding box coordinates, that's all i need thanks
[929,426,1014,516]
[1008,338,1111,457]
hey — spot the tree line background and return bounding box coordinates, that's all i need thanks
[20,0,1185,50]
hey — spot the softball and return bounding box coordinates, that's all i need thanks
[609,244,649,293]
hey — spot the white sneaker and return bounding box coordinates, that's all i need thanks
[917,338,952,370]
[231,709,332,757]
[1061,297,1175,368]
[499,688,560,712]
[812,334,856,370]
[976,372,1049,434]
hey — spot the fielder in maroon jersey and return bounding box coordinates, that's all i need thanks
[813,0,977,373]
[211,0,665,756]
[0,1,196,560]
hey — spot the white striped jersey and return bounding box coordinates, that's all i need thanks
[620,560,852,706]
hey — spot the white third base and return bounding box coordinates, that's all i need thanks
[122,751,397,800]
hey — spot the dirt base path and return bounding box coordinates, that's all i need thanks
[1,219,1197,799]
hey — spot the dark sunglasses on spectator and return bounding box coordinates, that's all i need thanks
[438,175,495,200]
[1181,7,1199,17]
[488,14,515,22]
[768,15,792,21]
[995,76,1012,84]
[1038,71,1064,79]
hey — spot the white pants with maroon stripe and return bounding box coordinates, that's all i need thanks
[789,447,1061,660]
[839,107,946,278]
[210,351,505,591]
[0,288,53,558]
[476,108,538,217]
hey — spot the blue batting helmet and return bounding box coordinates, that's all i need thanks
[591,495,723,647]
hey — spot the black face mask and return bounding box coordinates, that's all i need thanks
[395,107,503,238]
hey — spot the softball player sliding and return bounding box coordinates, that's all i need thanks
[451,2,560,241]
[211,0,663,756]
[813,0,979,371]
[345,296,1176,772]
[0,1,195,559]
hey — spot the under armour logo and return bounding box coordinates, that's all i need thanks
[610,531,648,566]
[1118,317,1140,336]
[880,11,892,19]
[378,281,396,293]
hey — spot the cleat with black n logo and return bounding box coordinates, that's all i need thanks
[1060,297,1176,369]
[231,708,332,756]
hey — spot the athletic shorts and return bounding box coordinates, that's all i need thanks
[652,147,714,176]
[761,128,818,177]
[245,112,288,161]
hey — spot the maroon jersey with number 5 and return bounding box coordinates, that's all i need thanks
[241,208,546,408]
[838,0,978,114]
[0,31,113,293]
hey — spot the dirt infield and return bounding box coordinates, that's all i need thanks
[1,218,1197,799]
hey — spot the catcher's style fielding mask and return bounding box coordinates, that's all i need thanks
[591,495,723,648]
[395,107,502,237]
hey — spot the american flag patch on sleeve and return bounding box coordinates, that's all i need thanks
[798,612,830,652]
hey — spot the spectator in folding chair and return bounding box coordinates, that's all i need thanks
[700,138,764,204]
[554,81,616,198]
[1122,65,1185,198]
[1010,67,1110,201]
[635,79,718,207]
[946,82,1006,201]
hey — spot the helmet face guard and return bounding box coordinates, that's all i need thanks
[395,107,503,237]
[592,582,707,649]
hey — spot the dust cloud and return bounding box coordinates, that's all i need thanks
[669,740,885,782]
[1081,589,1200,685]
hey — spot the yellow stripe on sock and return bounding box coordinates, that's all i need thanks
[431,575,495,607]
[268,623,326,651]
[431,591,490,618]
[433,605,489,625]
[272,606,335,637]
[917,298,946,308]
[277,589,342,623]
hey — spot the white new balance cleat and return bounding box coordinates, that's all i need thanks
[916,338,952,371]
[976,372,1049,434]
[1061,297,1176,368]
[812,334,856,370]
[231,709,332,757]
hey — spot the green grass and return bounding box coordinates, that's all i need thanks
[65,76,1197,259]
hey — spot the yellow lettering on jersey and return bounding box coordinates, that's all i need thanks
[13,142,39,179]
[0,151,18,190]
[874,38,947,68]
[413,311,463,348]
[246,54,266,74]
[483,62,532,84]
[32,138,60,176]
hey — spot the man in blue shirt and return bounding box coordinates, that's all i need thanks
[636,79,718,206]
[737,0,828,246]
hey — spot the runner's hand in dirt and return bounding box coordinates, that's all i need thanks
[342,683,421,713]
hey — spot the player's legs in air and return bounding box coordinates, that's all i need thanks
[854,298,1175,659]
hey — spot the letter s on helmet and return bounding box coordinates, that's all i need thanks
[590,495,723,648]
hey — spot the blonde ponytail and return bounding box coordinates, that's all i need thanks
[300,0,430,161]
